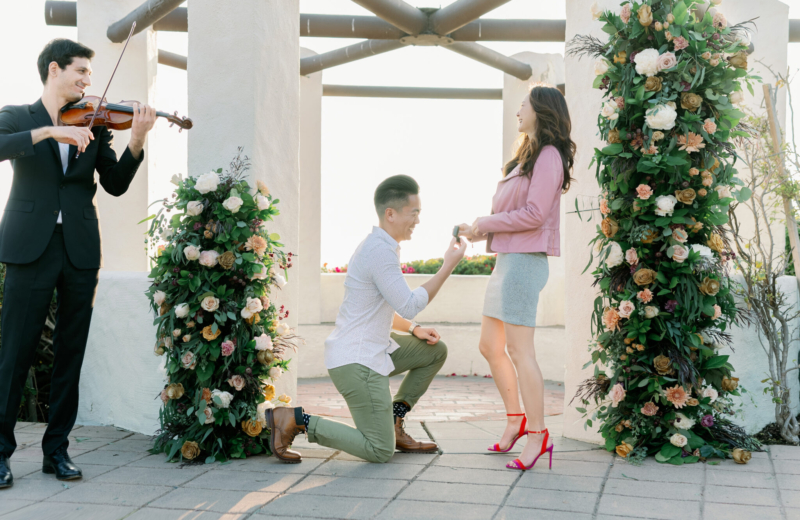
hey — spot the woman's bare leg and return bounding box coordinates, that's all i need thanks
[478,315,523,448]
[505,322,552,464]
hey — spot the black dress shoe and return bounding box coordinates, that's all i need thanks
[0,455,12,488]
[42,447,82,481]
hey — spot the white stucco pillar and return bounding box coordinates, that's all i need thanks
[298,48,323,327]
[188,0,301,399]
[77,0,156,272]
[562,0,618,444]
[723,0,789,264]
[503,52,567,328]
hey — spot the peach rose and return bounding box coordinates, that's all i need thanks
[603,307,621,332]
[228,375,246,392]
[609,383,626,407]
[703,119,717,134]
[636,184,653,200]
[712,304,722,320]
[601,217,619,238]
[673,229,689,243]
[657,52,677,71]
[616,442,634,458]
[672,245,689,263]
[641,402,659,416]
[626,247,639,265]
[202,325,221,341]
[637,288,653,303]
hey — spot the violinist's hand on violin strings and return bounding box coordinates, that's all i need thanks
[128,103,157,159]
[50,126,94,153]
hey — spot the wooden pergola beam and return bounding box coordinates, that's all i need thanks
[300,39,406,76]
[349,0,428,35]
[430,0,512,36]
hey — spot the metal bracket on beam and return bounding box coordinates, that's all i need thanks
[300,39,406,76]
[429,0,512,36]
[158,49,186,70]
[349,0,428,35]
[445,42,532,80]
[107,0,185,43]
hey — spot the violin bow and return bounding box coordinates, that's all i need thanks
[75,21,137,159]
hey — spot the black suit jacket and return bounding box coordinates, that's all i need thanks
[0,99,144,269]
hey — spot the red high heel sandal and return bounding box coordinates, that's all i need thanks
[506,428,554,471]
[487,413,528,453]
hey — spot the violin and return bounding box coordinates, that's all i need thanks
[59,96,193,132]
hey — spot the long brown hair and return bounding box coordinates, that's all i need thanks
[503,85,575,193]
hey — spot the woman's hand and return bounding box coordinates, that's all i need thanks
[471,218,488,239]
[457,223,476,242]
[413,326,441,345]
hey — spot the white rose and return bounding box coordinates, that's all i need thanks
[245,297,263,314]
[175,303,190,318]
[691,244,713,258]
[211,389,233,408]
[594,58,610,76]
[241,307,253,319]
[674,413,696,430]
[729,91,744,105]
[273,273,287,288]
[153,290,166,307]
[203,407,215,425]
[269,367,283,380]
[195,172,219,194]
[255,333,274,351]
[201,296,219,312]
[670,433,688,448]
[184,244,201,261]
[644,306,659,319]
[590,1,602,20]
[715,185,732,200]
[256,195,270,211]
[199,250,220,268]
[601,101,619,121]
[222,196,243,214]
[604,241,624,268]
[655,195,678,217]
[702,386,719,403]
[634,48,660,77]
[645,104,678,130]
[593,239,606,255]
[186,201,204,216]
[277,322,292,336]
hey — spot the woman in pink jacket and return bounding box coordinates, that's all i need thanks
[459,85,574,471]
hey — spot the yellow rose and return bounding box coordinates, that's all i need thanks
[601,218,620,238]
[202,325,222,341]
[653,354,673,375]
[644,76,663,92]
[699,277,721,296]
[686,398,699,407]
[728,51,748,70]
[242,419,263,437]
[681,92,703,112]
[674,189,696,205]
[257,350,275,366]
[181,440,200,460]
[218,251,236,270]
[616,442,634,457]
[637,5,653,26]
[613,51,627,64]
[707,233,724,253]
[732,448,752,464]
[608,128,622,144]
[722,376,740,392]
[263,384,276,401]
[633,269,657,286]
[166,383,185,400]
[641,229,659,244]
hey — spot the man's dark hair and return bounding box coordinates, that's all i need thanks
[374,175,419,218]
[37,39,95,85]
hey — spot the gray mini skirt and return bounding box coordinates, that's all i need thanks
[482,252,549,327]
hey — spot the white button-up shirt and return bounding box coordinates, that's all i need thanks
[325,227,430,376]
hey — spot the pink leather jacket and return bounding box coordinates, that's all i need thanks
[476,145,563,257]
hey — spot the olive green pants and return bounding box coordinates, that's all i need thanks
[307,333,448,463]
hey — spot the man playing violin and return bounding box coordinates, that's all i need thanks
[0,38,156,488]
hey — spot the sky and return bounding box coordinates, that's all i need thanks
[1,0,800,268]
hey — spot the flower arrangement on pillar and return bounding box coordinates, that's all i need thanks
[145,150,300,463]
[569,1,761,464]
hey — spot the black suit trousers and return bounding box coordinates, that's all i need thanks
[0,226,99,456]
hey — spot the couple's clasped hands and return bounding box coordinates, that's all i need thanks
[456,219,487,243]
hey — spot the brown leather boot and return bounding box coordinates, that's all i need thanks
[266,407,306,463]
[395,416,438,454]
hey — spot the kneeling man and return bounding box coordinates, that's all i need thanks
[266,175,466,462]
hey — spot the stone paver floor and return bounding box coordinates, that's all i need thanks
[298,375,565,422]
[3,416,800,520]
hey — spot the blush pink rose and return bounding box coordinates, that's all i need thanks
[636,184,653,200]
[673,36,689,51]
[712,304,722,320]
[199,250,220,268]
[160,389,169,404]
[181,351,197,370]
[221,340,235,357]
[260,296,271,309]
[615,96,625,110]
[625,247,639,265]
[656,52,677,71]
[228,375,246,391]
[255,333,273,351]
[609,383,626,407]
[618,300,636,319]
[672,245,689,263]
[600,199,610,215]
[641,402,659,416]
[620,3,631,23]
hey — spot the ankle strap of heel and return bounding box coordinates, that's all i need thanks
[506,413,526,417]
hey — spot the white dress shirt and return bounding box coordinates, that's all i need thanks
[57,142,68,224]
[324,226,430,376]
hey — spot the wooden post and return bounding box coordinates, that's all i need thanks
[762,83,800,284]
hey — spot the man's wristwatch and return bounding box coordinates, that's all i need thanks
[408,321,420,334]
